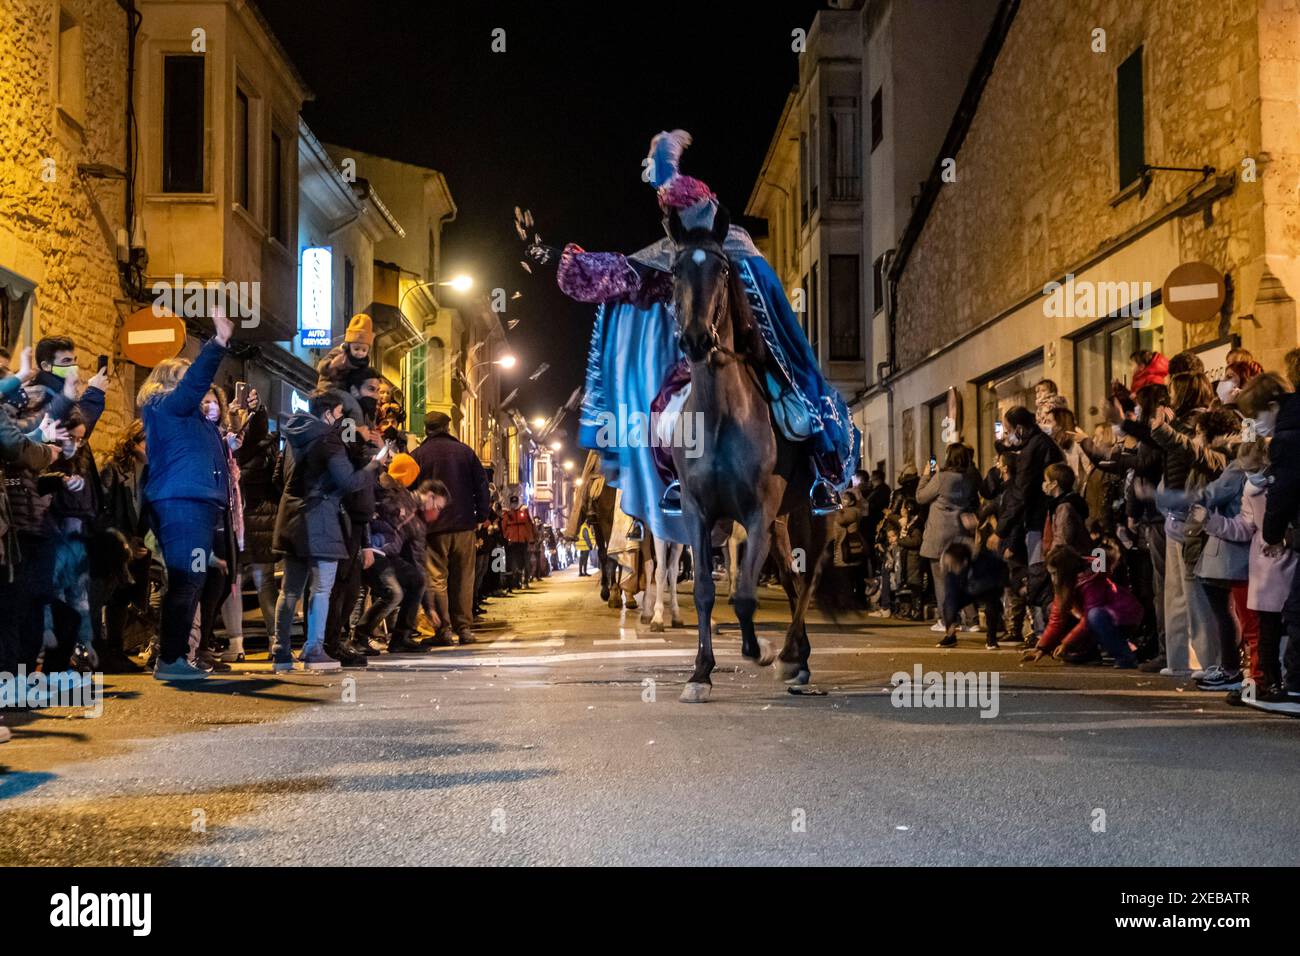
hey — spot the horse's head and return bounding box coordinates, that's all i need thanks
[668,204,739,363]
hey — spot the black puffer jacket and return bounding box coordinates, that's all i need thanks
[996,429,1064,543]
[236,407,281,564]
[1263,393,1300,546]
[1123,408,1205,493]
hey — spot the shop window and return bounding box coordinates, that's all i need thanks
[977,353,1045,470]
[1073,301,1165,429]
[162,55,204,192]
[1117,47,1145,189]
[828,254,860,361]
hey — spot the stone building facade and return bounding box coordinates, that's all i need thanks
[0,0,132,450]
[885,0,1300,472]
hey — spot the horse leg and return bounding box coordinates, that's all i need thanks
[681,512,717,703]
[768,517,799,617]
[781,512,830,685]
[736,511,777,667]
[650,537,667,632]
[670,543,685,627]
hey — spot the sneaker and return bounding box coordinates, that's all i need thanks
[1159,666,1193,677]
[388,634,433,654]
[299,647,341,671]
[929,621,946,633]
[271,657,296,673]
[1195,667,1243,691]
[425,630,456,648]
[1138,654,1167,673]
[985,639,1000,650]
[867,609,891,618]
[331,641,370,669]
[457,631,477,646]
[936,633,957,648]
[964,624,982,633]
[154,658,210,682]
[1190,669,1208,681]
[218,640,245,663]
[193,648,231,673]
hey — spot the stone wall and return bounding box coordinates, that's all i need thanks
[0,0,130,452]
[893,0,1268,370]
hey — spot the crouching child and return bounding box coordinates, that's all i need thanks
[936,538,1008,650]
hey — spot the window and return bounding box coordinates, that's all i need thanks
[1117,46,1145,189]
[828,97,860,200]
[343,257,355,319]
[928,396,947,461]
[57,8,84,124]
[978,354,1045,470]
[809,263,820,357]
[1074,301,1166,430]
[870,87,883,152]
[162,55,204,192]
[799,272,810,338]
[808,113,819,213]
[799,134,809,224]
[872,254,886,315]
[233,88,250,210]
[828,255,860,361]
[269,128,287,243]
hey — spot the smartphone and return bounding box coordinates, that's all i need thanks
[994,421,1003,439]
[234,381,249,408]
[929,456,937,469]
[97,354,109,373]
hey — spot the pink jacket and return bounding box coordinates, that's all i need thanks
[1038,571,1143,654]
[1204,478,1297,612]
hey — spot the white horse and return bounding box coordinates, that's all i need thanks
[640,533,686,632]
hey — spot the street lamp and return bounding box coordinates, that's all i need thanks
[444,274,474,293]
[531,416,547,429]
[563,460,574,471]
[550,440,561,451]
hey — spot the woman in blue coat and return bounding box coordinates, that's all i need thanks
[137,312,233,681]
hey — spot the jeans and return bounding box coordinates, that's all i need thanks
[273,557,338,660]
[156,500,222,665]
[1085,606,1136,665]
[1202,581,1241,673]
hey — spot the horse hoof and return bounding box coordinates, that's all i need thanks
[679,682,711,703]
[784,669,811,686]
[756,637,777,667]
[650,620,665,633]
[776,659,802,682]
[671,618,685,628]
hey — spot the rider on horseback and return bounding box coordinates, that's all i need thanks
[523,130,858,540]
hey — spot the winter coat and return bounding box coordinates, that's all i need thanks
[916,469,978,560]
[1262,391,1300,547]
[140,338,229,508]
[235,407,281,564]
[996,429,1064,544]
[0,400,55,573]
[1205,475,1296,611]
[1187,457,1250,583]
[1038,571,1143,654]
[99,457,147,541]
[1130,352,1169,393]
[831,500,866,567]
[1044,492,1092,557]
[272,412,379,561]
[411,431,490,533]
[502,507,536,544]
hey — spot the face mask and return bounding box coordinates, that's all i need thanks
[347,350,368,368]
[49,365,75,380]
[1247,472,1271,488]
[1252,419,1273,438]
[358,396,379,419]
[61,442,79,459]
[205,403,220,423]
[1216,380,1239,405]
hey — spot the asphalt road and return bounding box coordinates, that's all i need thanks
[2,566,1298,866]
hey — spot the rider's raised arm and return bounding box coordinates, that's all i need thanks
[555,243,642,303]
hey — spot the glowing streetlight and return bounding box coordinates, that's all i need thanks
[531,416,546,429]
[442,274,474,293]
[563,459,574,471]
[550,440,561,451]
[496,354,517,369]
[575,477,584,486]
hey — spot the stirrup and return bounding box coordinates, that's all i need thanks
[628,519,646,541]
[659,480,683,517]
[810,477,842,516]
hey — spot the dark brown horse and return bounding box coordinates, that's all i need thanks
[667,206,831,702]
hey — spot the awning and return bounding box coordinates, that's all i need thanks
[363,300,423,352]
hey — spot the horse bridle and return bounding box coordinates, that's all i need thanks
[670,243,743,363]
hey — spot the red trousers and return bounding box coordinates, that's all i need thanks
[1231,582,1261,680]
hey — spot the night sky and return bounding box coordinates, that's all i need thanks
[256,0,824,427]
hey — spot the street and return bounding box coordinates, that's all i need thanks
[3,567,1297,867]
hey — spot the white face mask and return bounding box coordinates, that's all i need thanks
[204,403,220,423]
[1216,380,1239,405]
[1252,418,1273,438]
